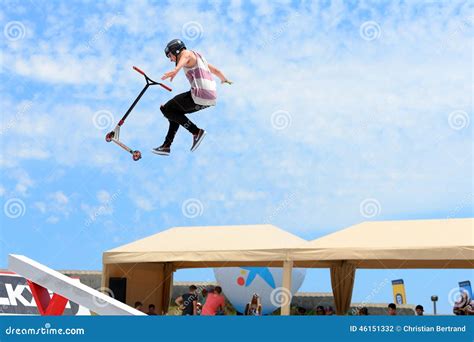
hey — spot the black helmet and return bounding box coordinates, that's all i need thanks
[165,39,186,57]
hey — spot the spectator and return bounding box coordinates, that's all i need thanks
[147,304,157,315]
[175,285,198,316]
[415,305,424,316]
[244,293,262,316]
[465,300,474,315]
[388,303,397,316]
[202,286,226,316]
[196,302,202,315]
[134,301,143,311]
[453,291,472,315]
[315,305,326,315]
[357,307,369,315]
[325,306,335,315]
[199,288,208,307]
[295,306,307,315]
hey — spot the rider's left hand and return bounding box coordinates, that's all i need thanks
[162,69,178,82]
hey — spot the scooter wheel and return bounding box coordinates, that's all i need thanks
[105,132,114,142]
[132,150,142,161]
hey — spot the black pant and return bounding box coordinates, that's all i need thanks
[160,91,208,146]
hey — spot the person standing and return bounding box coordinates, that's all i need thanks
[175,285,198,316]
[201,286,226,316]
[244,293,262,316]
[415,304,424,316]
[147,304,157,315]
[134,301,143,312]
[388,303,397,315]
[315,305,326,315]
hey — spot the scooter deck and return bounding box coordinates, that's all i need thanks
[105,66,172,161]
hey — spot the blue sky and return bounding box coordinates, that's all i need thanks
[0,0,472,315]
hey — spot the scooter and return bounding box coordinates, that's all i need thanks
[105,66,172,161]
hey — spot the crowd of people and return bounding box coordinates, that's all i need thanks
[133,301,158,315]
[132,285,260,316]
[173,285,265,316]
[296,303,426,316]
[134,286,472,316]
[354,303,425,316]
[175,285,227,316]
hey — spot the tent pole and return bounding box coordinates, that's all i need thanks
[281,260,293,316]
[101,263,109,291]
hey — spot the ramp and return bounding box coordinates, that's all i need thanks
[8,254,145,316]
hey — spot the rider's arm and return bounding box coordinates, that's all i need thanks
[174,50,193,73]
[208,63,231,84]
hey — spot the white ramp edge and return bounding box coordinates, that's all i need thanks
[8,254,145,316]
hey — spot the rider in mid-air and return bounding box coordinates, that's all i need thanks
[153,39,231,156]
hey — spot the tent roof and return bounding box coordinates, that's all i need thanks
[103,224,306,267]
[292,218,474,268]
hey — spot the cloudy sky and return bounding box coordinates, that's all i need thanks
[0,0,472,314]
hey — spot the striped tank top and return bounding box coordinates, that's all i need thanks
[183,51,217,106]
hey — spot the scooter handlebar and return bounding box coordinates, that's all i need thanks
[158,83,172,92]
[133,66,146,76]
[133,66,172,91]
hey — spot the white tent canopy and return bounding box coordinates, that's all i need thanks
[103,224,306,315]
[103,224,307,266]
[292,218,474,268]
[291,218,474,314]
[102,218,474,315]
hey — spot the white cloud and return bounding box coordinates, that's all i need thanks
[9,169,34,196]
[32,191,73,223]
[46,216,60,224]
[16,146,49,160]
[81,189,121,224]
[233,190,266,201]
[51,191,69,205]
[80,203,94,219]
[10,54,118,85]
[132,196,154,212]
[97,190,111,204]
[34,201,46,214]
